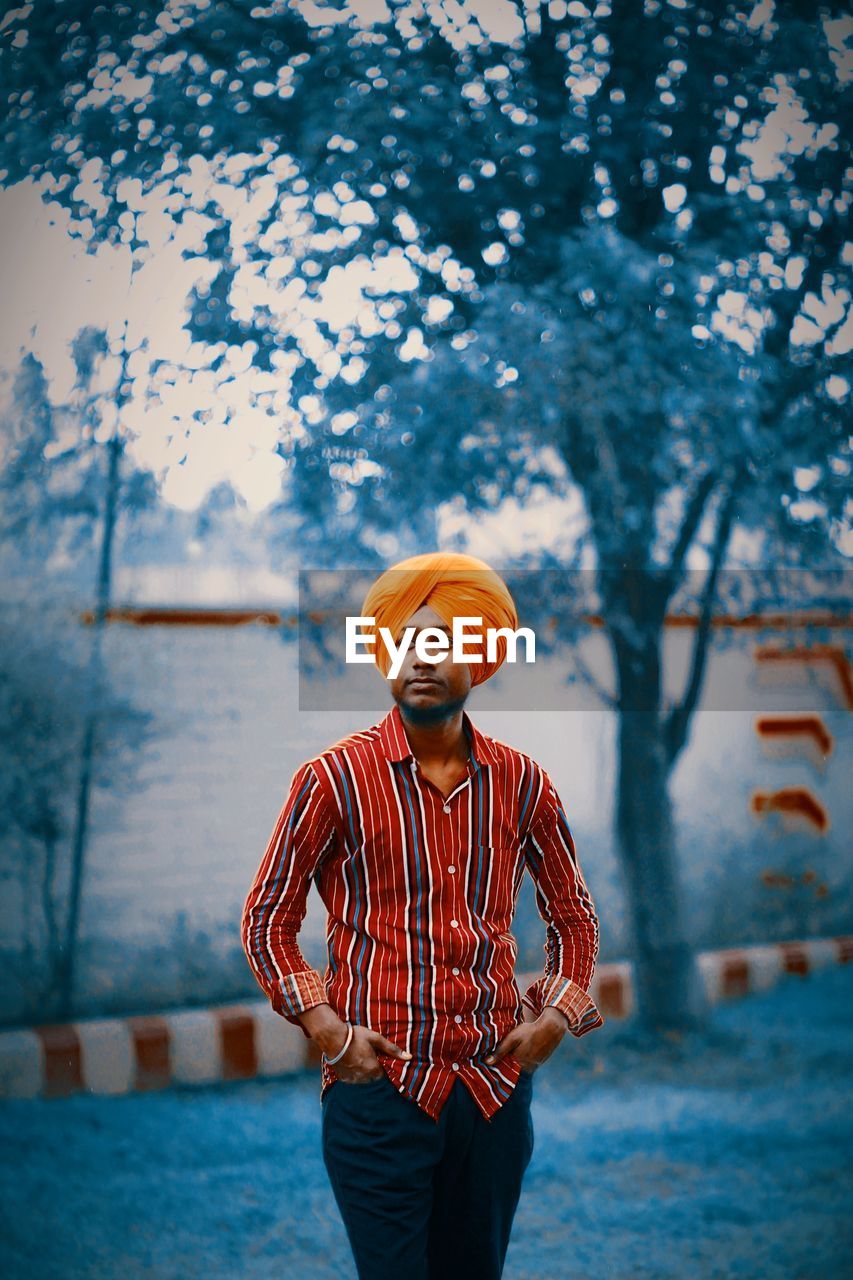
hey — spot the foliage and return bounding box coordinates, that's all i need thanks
[0,336,160,585]
[0,350,101,577]
[0,334,161,1021]
[0,584,157,1021]
[1,2,848,570]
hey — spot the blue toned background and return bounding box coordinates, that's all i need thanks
[1,961,851,1279]
[0,2,851,1277]
[1,579,850,1026]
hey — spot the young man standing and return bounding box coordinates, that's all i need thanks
[241,551,604,1280]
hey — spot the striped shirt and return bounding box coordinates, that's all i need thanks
[241,703,603,1122]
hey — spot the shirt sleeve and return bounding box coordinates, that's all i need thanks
[520,766,604,1037]
[241,760,338,1039]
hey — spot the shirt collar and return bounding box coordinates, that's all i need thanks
[378,702,499,769]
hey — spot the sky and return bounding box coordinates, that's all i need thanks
[0,178,290,513]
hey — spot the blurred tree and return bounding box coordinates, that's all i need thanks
[0,347,102,585]
[193,478,255,561]
[0,590,154,1025]
[0,333,160,589]
[1,0,849,1032]
[0,333,159,1022]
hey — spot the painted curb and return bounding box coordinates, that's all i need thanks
[0,934,849,1100]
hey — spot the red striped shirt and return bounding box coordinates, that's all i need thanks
[241,703,603,1121]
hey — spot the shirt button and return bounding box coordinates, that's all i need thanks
[454,1014,462,1023]
[443,805,451,814]
[447,865,456,874]
[450,919,459,928]
[452,967,460,975]
[452,1062,459,1071]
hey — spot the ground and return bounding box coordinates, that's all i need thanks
[1,964,851,1280]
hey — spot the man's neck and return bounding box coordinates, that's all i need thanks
[397,704,470,768]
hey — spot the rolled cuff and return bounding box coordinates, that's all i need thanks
[270,968,329,1039]
[522,974,604,1038]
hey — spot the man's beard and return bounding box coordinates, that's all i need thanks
[395,691,468,727]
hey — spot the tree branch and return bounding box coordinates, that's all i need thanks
[663,474,741,766]
[568,640,619,710]
[666,468,718,586]
[587,411,630,534]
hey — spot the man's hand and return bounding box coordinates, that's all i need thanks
[485,1006,570,1074]
[298,1004,411,1083]
[327,1023,412,1083]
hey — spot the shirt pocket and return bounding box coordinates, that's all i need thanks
[469,843,523,927]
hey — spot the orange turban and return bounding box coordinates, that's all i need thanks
[360,551,519,686]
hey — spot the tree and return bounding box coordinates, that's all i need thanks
[2,0,848,1032]
[0,586,156,1025]
[0,336,160,1022]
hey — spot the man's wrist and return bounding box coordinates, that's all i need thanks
[296,1003,349,1055]
[538,1005,571,1033]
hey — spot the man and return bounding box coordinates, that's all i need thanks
[241,551,604,1280]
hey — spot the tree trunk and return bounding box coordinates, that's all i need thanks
[41,831,62,1019]
[611,629,709,1034]
[57,424,123,1019]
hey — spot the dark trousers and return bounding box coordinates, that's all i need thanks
[321,1070,535,1280]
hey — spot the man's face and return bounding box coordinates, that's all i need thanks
[389,604,472,723]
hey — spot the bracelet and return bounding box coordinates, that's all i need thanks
[323,1021,353,1066]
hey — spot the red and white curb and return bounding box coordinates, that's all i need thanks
[1,935,849,1100]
